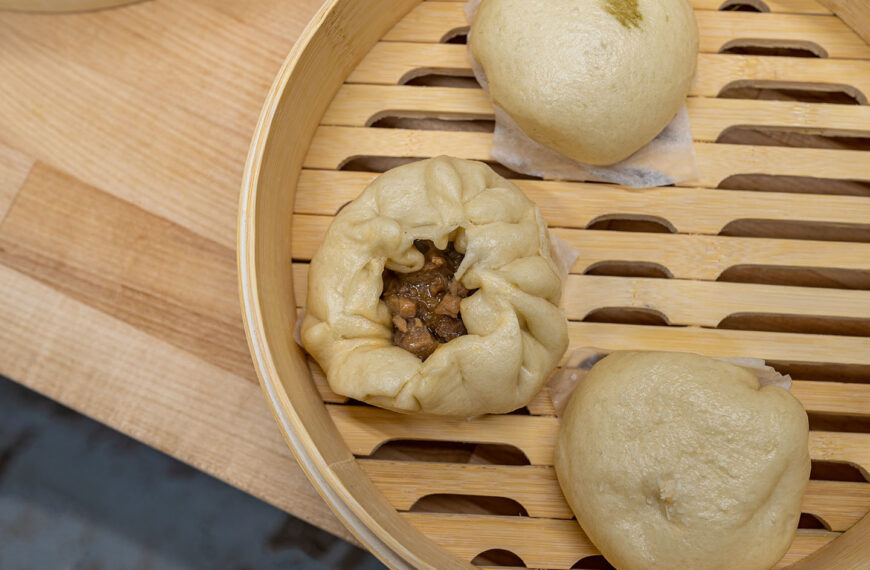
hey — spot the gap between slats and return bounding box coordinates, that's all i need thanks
[358,459,869,531]
[294,170,870,234]
[308,351,870,418]
[290,214,870,282]
[407,512,599,569]
[699,0,829,13]
[298,287,870,413]
[291,262,870,332]
[322,84,870,144]
[348,45,870,103]
[400,512,838,569]
[328,405,870,478]
[433,0,832,16]
[302,126,870,189]
[384,2,870,60]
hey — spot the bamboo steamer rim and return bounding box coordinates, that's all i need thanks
[238,1,870,568]
[239,1,448,568]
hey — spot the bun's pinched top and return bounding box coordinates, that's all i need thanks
[301,157,568,416]
[470,0,698,165]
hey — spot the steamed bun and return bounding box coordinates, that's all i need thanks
[470,0,698,165]
[555,351,810,570]
[301,157,568,416]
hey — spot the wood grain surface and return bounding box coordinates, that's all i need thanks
[0,0,356,542]
[3,0,870,566]
[817,0,870,44]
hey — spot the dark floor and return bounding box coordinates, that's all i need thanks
[0,376,385,570]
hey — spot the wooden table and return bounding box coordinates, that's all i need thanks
[0,0,355,544]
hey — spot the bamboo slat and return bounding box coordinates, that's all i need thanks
[291,214,870,280]
[329,405,870,476]
[359,460,869,532]
[385,3,870,59]
[401,513,837,568]
[567,322,870,367]
[349,43,870,102]
[302,126,870,187]
[322,84,870,142]
[403,512,598,568]
[294,170,870,233]
[300,328,870,419]
[292,262,870,334]
[436,0,832,15]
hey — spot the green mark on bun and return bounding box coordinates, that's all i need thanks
[604,0,643,29]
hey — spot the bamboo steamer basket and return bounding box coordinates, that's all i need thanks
[238,1,870,568]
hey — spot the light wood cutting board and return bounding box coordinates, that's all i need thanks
[0,0,355,543]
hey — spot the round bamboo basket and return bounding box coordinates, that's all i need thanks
[239,1,870,568]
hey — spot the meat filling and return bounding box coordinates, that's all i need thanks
[382,240,473,360]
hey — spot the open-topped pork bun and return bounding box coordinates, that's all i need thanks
[301,156,568,416]
[555,351,810,570]
[470,0,698,165]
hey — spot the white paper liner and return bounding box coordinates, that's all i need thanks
[464,0,699,188]
[547,348,793,416]
[717,357,793,391]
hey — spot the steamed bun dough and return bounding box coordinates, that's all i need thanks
[555,351,810,570]
[301,156,568,417]
[470,0,698,165]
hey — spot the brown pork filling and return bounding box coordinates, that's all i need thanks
[382,240,473,360]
